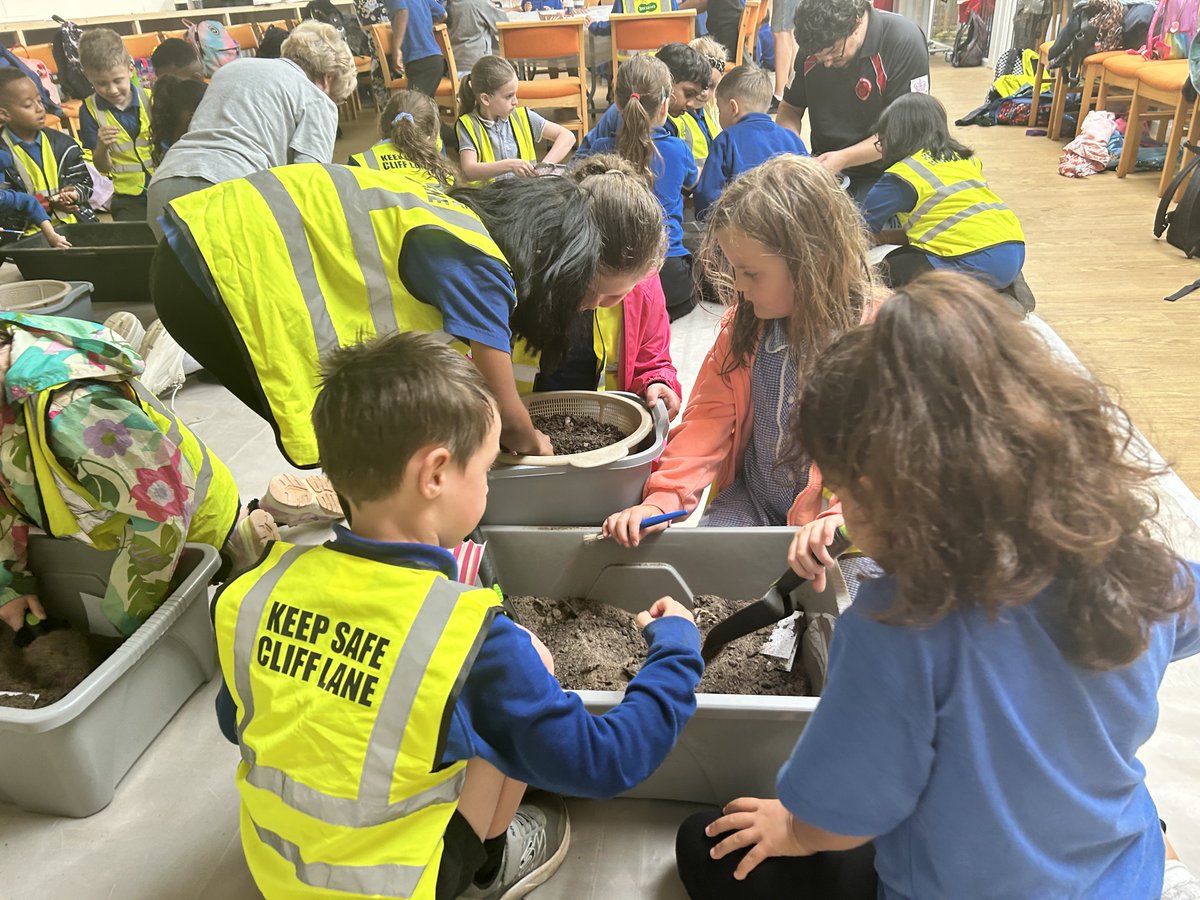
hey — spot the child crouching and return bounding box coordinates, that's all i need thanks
[213,331,703,899]
[349,89,456,187]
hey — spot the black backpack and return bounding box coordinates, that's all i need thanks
[951,11,989,67]
[1154,143,1200,299]
[257,25,291,59]
[305,0,372,57]
[51,15,91,101]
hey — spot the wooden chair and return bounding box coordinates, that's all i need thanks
[498,19,590,138]
[608,9,696,79]
[1027,0,1077,131]
[1070,50,1126,136]
[432,23,461,120]
[369,23,459,121]
[122,32,162,60]
[1117,60,1192,193]
[1094,53,1156,117]
[159,29,187,42]
[734,0,769,66]
[371,21,406,93]
[226,23,259,56]
[254,19,298,41]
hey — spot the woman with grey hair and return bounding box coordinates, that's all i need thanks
[145,20,357,239]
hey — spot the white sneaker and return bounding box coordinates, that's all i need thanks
[139,319,187,397]
[466,793,571,900]
[102,311,145,351]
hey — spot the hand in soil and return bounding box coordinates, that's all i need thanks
[531,413,625,455]
[635,597,696,629]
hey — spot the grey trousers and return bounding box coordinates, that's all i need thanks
[146,175,215,241]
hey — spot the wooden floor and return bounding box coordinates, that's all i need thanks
[930,60,1200,490]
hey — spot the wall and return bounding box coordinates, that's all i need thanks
[0,0,179,20]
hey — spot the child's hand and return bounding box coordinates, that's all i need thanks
[644,383,681,421]
[39,221,72,249]
[635,596,695,629]
[52,188,79,213]
[603,502,667,548]
[706,798,814,879]
[0,594,46,632]
[504,158,537,177]
[98,125,122,148]
[787,515,845,593]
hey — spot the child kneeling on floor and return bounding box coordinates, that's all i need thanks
[675,272,1200,900]
[213,331,704,900]
[349,89,456,187]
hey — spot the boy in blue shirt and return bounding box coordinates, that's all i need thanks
[214,331,703,899]
[389,0,449,98]
[580,42,710,152]
[78,29,155,222]
[694,64,808,219]
[0,69,96,238]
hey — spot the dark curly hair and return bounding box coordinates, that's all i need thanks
[796,272,1195,671]
[793,0,870,58]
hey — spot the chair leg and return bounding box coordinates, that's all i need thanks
[1048,68,1066,140]
[1096,72,1111,115]
[1117,90,1144,178]
[1031,60,1046,125]
[1159,97,1192,196]
[1076,67,1098,135]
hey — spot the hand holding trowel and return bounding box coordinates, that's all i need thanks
[700,526,852,664]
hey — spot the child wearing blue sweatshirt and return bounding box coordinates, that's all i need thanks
[694,64,808,219]
[214,332,703,900]
[581,55,699,321]
[675,272,1200,900]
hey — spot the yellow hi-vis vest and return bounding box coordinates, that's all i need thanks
[21,378,238,557]
[84,83,155,196]
[887,151,1025,259]
[510,303,623,394]
[4,130,77,232]
[165,163,510,468]
[669,107,719,170]
[457,109,536,176]
[214,542,501,899]
[350,139,450,186]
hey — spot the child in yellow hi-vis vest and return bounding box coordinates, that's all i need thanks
[348,89,456,187]
[212,331,703,899]
[456,55,575,183]
[78,29,156,221]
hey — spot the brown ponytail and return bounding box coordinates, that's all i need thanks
[614,55,671,185]
[458,55,518,115]
[569,153,666,277]
[377,90,455,187]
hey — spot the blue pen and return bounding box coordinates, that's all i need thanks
[585,509,688,543]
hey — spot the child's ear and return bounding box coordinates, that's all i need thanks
[0,107,11,125]
[415,445,453,499]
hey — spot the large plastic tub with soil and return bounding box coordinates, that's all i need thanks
[480,526,849,804]
[483,394,670,526]
[3,223,158,303]
[0,539,220,817]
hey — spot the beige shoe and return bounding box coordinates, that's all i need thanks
[102,311,145,351]
[139,319,187,397]
[225,509,280,576]
[258,474,344,527]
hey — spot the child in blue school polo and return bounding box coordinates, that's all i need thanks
[694,63,808,219]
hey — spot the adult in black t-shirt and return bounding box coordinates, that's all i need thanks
[679,0,743,64]
[778,0,929,198]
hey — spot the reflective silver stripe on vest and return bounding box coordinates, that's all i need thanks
[253,821,425,898]
[324,163,399,337]
[899,155,988,226]
[918,200,1010,245]
[232,549,471,828]
[512,362,539,385]
[131,381,214,512]
[362,147,382,170]
[95,83,153,166]
[246,170,341,359]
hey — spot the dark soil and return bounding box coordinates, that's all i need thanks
[510,595,810,696]
[531,413,625,455]
[0,627,122,709]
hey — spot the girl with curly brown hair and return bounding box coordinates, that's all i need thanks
[675,272,1200,900]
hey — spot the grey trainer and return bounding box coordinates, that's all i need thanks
[467,792,571,900]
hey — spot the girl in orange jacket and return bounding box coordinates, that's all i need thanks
[603,155,877,547]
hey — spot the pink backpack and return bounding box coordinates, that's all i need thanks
[1138,0,1200,59]
[185,19,240,76]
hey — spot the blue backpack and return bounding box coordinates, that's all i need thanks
[185,19,240,77]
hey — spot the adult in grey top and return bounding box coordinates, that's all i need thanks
[446,0,508,73]
[146,22,356,240]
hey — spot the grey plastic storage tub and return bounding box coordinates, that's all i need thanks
[3,223,157,303]
[0,539,221,818]
[482,394,670,526]
[0,279,93,321]
[480,526,848,804]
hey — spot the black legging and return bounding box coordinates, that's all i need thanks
[675,809,878,900]
[151,238,276,426]
[877,245,936,289]
[404,53,446,97]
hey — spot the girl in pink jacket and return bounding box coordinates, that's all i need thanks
[604,155,876,546]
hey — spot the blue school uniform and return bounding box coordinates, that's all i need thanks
[862,172,1025,288]
[583,126,698,258]
[777,566,1200,899]
[388,0,446,64]
[215,526,704,798]
[579,104,685,153]
[693,112,809,219]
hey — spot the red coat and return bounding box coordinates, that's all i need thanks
[619,272,682,399]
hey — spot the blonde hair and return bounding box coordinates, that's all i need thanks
[282,21,357,102]
[698,154,877,373]
[716,63,772,113]
[569,153,666,277]
[378,90,455,186]
[689,35,728,70]
[615,55,672,185]
[79,29,130,74]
